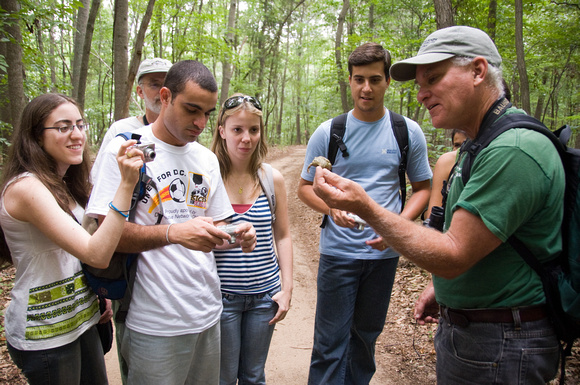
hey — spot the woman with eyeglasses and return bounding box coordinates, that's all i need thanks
[0,93,143,384]
[210,94,293,385]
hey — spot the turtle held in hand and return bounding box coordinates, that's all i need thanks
[307,156,332,172]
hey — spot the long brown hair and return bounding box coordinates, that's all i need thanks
[210,93,268,183]
[0,93,92,266]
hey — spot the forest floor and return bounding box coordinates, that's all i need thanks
[1,145,578,384]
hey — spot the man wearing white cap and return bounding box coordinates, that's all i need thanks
[311,26,562,384]
[97,58,172,154]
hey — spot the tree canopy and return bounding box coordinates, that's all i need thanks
[0,0,578,159]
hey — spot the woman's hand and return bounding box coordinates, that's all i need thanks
[237,222,257,253]
[269,290,292,325]
[116,140,144,187]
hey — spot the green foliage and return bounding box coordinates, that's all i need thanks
[0,0,577,156]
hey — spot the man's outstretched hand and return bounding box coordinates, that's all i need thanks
[312,167,369,214]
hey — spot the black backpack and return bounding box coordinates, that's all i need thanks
[321,111,409,227]
[82,132,160,322]
[458,113,580,383]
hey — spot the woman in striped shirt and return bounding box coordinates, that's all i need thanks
[211,94,293,385]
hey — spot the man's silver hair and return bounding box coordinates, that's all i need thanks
[451,56,504,98]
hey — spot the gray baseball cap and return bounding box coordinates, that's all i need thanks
[390,26,502,82]
[137,58,172,82]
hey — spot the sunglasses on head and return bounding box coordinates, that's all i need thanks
[224,95,262,111]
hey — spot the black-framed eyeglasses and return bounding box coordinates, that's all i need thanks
[44,122,89,134]
[224,96,262,111]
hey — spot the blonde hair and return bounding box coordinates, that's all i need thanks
[210,93,268,182]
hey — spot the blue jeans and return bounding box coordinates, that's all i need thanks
[436,312,560,384]
[7,325,108,385]
[122,322,221,385]
[220,288,279,385]
[308,254,399,385]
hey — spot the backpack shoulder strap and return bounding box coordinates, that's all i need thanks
[461,114,564,185]
[112,131,157,321]
[116,131,142,142]
[390,111,409,211]
[328,113,349,165]
[114,131,155,222]
[258,163,276,224]
[321,113,348,228]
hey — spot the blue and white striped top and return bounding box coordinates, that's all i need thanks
[214,193,280,295]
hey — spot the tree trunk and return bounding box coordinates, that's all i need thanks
[72,0,90,100]
[336,0,350,113]
[295,18,303,145]
[487,0,497,41]
[76,0,102,110]
[256,0,269,102]
[49,26,57,92]
[220,0,237,106]
[113,0,129,121]
[121,0,156,117]
[0,0,26,134]
[154,5,163,58]
[433,0,454,29]
[369,3,375,38]
[514,0,530,113]
[34,18,48,92]
[533,72,548,120]
[541,46,573,128]
[276,36,289,144]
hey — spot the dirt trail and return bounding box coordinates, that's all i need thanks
[263,146,315,383]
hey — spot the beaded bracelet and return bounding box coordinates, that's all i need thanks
[109,201,129,218]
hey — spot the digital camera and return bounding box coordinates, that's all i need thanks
[347,213,367,231]
[218,223,239,244]
[133,142,156,162]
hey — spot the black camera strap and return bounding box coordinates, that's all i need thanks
[440,97,511,208]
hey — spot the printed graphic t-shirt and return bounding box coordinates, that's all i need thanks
[87,125,234,336]
[1,174,99,350]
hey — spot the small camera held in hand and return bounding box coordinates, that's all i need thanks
[218,223,239,244]
[347,213,368,231]
[132,142,156,162]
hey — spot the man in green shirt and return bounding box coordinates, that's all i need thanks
[311,26,563,384]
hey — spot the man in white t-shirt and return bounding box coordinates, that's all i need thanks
[87,60,257,385]
[92,57,172,384]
